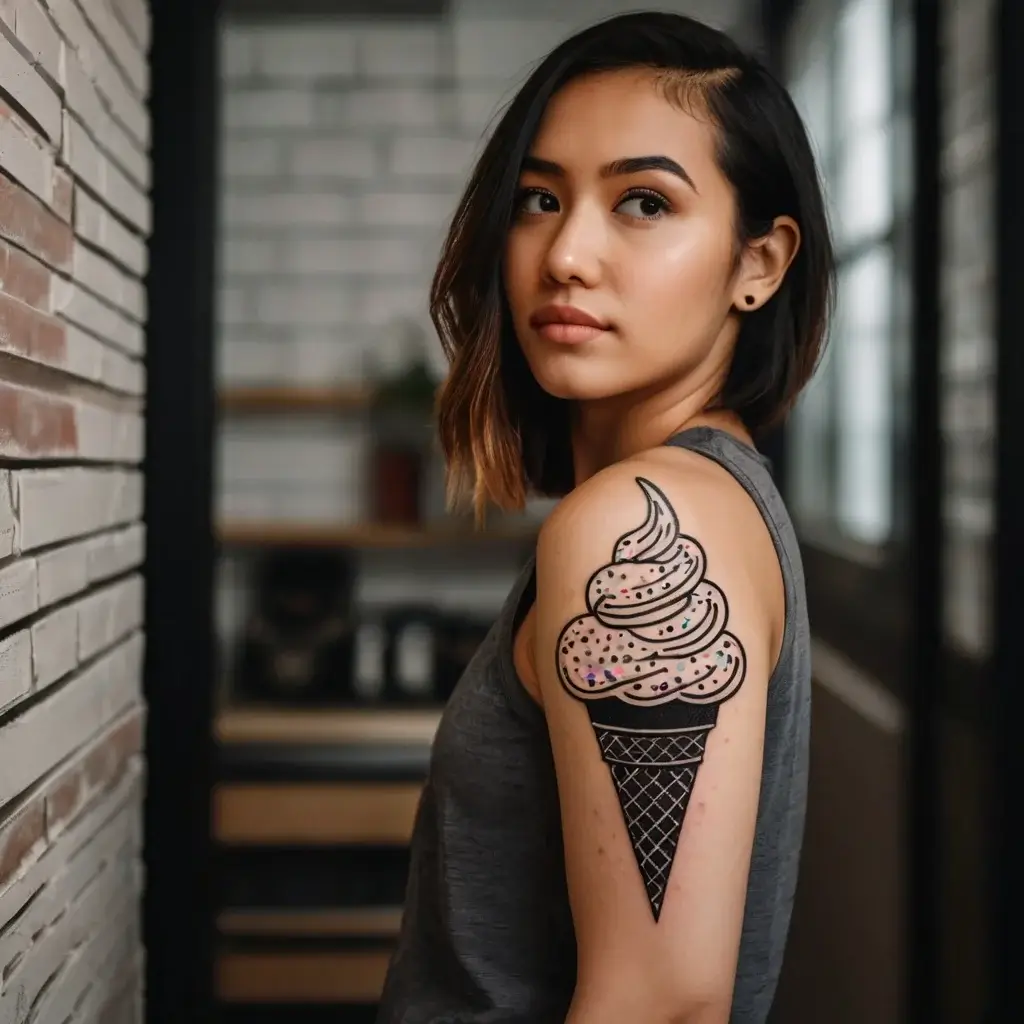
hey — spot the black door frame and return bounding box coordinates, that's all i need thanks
[905,1,942,1019]
[992,0,1023,1013]
[143,0,220,1021]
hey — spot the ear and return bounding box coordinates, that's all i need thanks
[731,215,801,312]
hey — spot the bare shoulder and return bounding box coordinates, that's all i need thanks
[538,445,785,655]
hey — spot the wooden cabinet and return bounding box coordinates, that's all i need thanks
[212,707,440,1013]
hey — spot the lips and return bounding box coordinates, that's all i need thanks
[529,304,609,330]
[529,304,611,344]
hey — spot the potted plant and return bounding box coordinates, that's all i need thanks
[367,354,440,527]
[370,357,439,426]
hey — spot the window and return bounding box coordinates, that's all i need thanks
[777,0,919,694]
[785,0,909,554]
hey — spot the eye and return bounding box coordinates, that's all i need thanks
[615,189,671,221]
[515,188,559,215]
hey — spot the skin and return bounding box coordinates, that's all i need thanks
[502,69,800,1023]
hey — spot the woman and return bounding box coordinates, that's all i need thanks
[378,11,832,1024]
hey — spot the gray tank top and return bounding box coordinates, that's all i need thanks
[377,427,811,1023]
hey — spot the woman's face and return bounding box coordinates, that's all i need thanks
[503,69,753,405]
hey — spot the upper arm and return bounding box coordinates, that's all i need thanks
[535,461,781,1020]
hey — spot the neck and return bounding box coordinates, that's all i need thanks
[569,373,750,485]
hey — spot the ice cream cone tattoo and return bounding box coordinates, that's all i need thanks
[556,477,747,921]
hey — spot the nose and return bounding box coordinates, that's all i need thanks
[542,201,604,288]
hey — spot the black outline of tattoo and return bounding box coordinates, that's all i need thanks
[556,476,747,921]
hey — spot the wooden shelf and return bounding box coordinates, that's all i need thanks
[217,906,403,939]
[216,949,391,1004]
[215,706,442,746]
[218,385,371,414]
[217,519,538,549]
[213,780,424,845]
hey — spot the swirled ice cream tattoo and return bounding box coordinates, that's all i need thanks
[556,476,747,921]
[557,477,746,708]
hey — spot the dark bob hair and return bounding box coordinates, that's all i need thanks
[432,11,834,517]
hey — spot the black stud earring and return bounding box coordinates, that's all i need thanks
[744,295,755,306]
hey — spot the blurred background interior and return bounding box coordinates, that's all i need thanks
[0,0,1019,1022]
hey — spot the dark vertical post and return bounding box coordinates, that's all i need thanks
[143,0,220,1020]
[991,0,1023,1014]
[906,0,942,1019]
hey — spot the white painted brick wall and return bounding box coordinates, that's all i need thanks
[0,473,15,558]
[287,136,378,180]
[0,764,144,1021]
[0,629,32,714]
[0,0,62,81]
[939,0,995,658]
[0,110,56,206]
[223,89,315,131]
[32,603,78,691]
[0,29,60,142]
[75,189,148,277]
[0,557,38,631]
[355,26,441,79]
[221,191,353,228]
[0,2,149,1021]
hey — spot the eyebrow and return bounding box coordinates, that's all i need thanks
[520,154,698,193]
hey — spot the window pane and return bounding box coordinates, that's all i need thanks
[836,121,893,248]
[790,41,833,171]
[834,0,892,250]
[837,0,891,132]
[835,246,894,543]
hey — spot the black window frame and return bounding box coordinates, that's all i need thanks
[991,0,1024,1011]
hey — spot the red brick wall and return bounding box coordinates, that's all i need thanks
[0,2,148,1021]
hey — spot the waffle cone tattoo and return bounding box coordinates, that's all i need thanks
[557,477,747,921]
